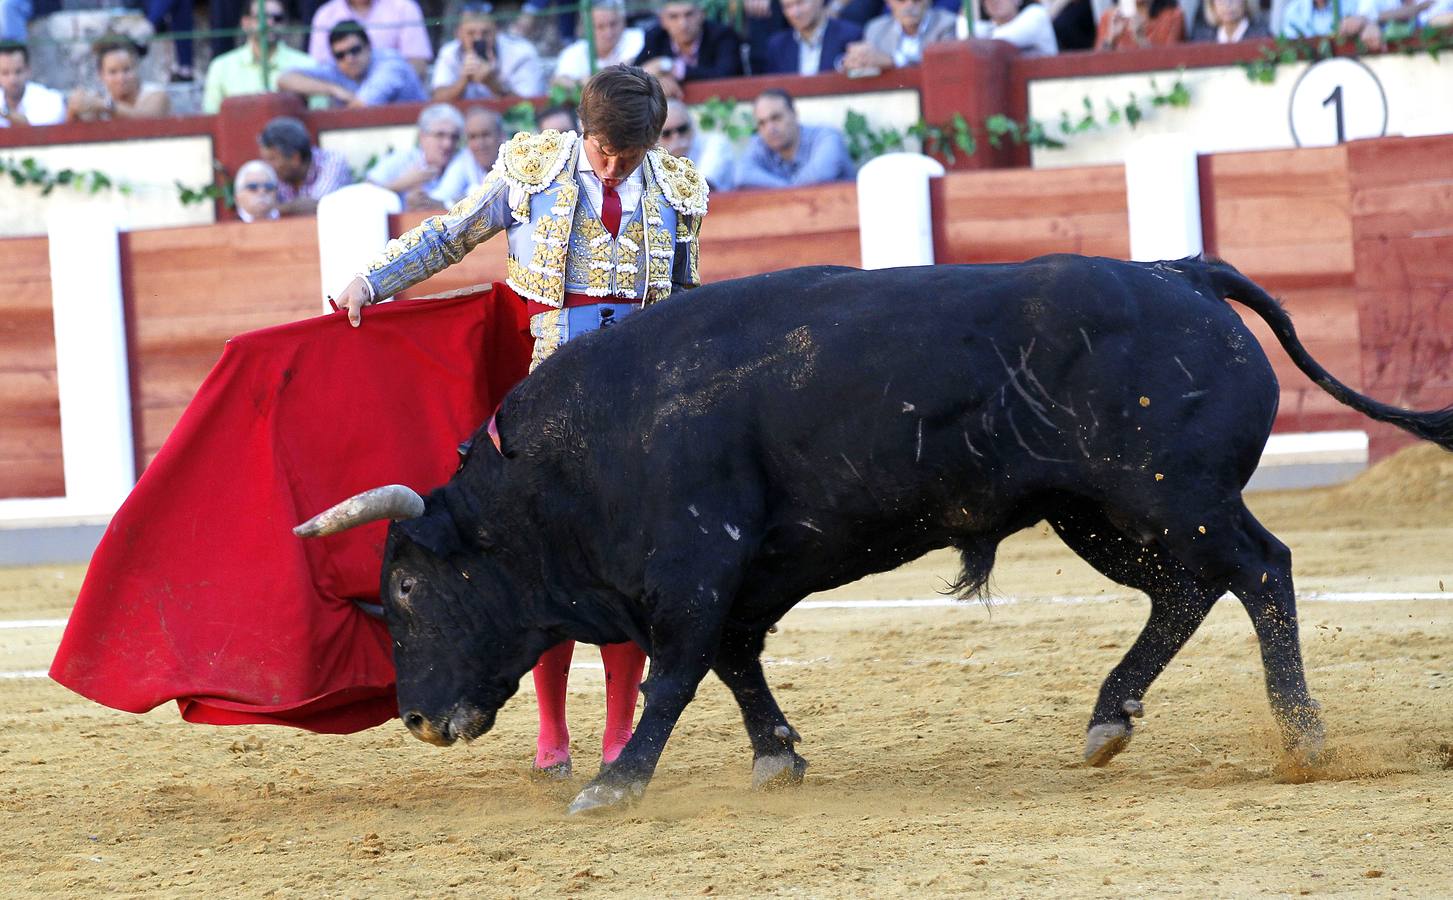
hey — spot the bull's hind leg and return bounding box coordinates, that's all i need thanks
[1154,499,1324,763]
[712,625,808,790]
[1050,504,1221,766]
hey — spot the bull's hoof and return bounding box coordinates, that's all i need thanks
[1083,722,1131,767]
[1280,704,1326,768]
[752,752,809,790]
[566,781,643,816]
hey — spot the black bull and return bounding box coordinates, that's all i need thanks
[296,256,1453,814]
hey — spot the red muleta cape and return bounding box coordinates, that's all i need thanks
[49,287,532,734]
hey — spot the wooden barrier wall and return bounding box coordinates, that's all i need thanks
[2,135,1450,499]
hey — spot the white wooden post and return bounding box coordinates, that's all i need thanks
[1124,135,1203,262]
[857,152,946,270]
[316,182,403,310]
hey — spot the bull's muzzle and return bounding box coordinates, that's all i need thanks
[402,705,492,747]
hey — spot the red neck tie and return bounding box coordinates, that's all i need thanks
[601,182,622,237]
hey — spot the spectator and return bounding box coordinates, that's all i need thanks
[367,103,464,211]
[431,1,545,100]
[279,21,428,107]
[660,97,735,191]
[1095,0,1185,49]
[0,39,64,127]
[1050,0,1099,50]
[205,1,323,113]
[234,159,282,223]
[68,36,171,121]
[536,103,578,133]
[432,106,503,206]
[1356,0,1428,37]
[307,0,433,79]
[1279,0,1380,43]
[553,0,646,88]
[764,0,864,75]
[843,0,957,72]
[829,0,887,26]
[743,0,788,74]
[143,0,196,81]
[1190,0,1269,40]
[257,115,354,215]
[1,0,30,43]
[635,0,744,98]
[736,88,855,189]
[971,0,1060,55]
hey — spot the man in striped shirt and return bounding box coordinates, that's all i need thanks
[257,115,355,216]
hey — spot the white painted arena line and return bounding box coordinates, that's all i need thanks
[2,592,1447,682]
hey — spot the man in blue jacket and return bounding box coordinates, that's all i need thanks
[763,0,864,74]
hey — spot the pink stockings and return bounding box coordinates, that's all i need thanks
[532,640,647,769]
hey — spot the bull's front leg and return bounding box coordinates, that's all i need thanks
[566,605,728,816]
[711,624,807,790]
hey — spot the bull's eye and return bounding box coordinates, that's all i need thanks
[399,576,416,597]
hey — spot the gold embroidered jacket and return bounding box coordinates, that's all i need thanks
[363,129,708,309]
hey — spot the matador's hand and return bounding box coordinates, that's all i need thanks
[334,275,374,328]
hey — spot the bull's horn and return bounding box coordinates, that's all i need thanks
[293,484,425,537]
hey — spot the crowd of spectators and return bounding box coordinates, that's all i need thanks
[3,0,1452,204]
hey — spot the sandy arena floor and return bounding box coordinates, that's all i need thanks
[2,447,1452,897]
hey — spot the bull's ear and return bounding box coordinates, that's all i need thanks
[396,512,462,559]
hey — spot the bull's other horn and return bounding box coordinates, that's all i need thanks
[293,484,425,537]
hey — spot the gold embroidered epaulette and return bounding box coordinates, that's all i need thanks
[647,148,709,218]
[497,129,576,195]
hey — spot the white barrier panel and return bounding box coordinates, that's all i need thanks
[1123,135,1203,262]
[856,152,946,270]
[45,204,133,514]
[315,182,403,311]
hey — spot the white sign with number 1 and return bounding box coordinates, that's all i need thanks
[1289,57,1389,147]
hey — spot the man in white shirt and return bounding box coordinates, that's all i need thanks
[431,106,504,207]
[367,103,465,211]
[431,1,546,100]
[0,40,65,127]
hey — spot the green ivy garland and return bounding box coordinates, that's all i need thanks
[3,155,229,207]
[695,73,1191,168]
[1243,24,1452,83]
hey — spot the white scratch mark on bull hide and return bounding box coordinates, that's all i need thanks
[724,523,741,541]
[915,419,924,463]
[962,428,984,457]
[1173,356,1195,383]
[688,504,699,517]
[839,453,864,483]
[1079,328,1094,354]
[902,402,916,413]
[991,340,1063,431]
[798,520,823,533]
[1182,389,1209,400]
[698,524,710,534]
[1006,408,1075,464]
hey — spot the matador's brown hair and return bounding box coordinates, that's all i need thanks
[576,64,668,152]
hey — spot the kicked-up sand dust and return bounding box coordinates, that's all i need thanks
[2,446,1452,897]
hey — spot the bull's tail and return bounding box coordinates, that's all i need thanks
[1201,258,1453,450]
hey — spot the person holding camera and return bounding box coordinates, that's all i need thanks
[432,0,545,101]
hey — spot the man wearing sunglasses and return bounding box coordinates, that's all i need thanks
[330,65,709,781]
[278,20,426,108]
[659,97,735,191]
[203,1,324,114]
[233,159,282,223]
